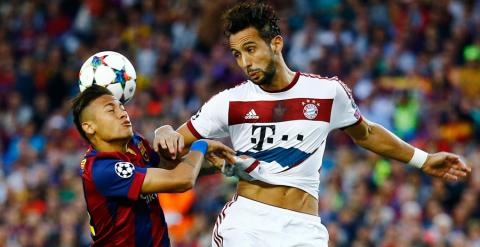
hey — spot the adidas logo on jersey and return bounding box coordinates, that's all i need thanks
[244,109,259,119]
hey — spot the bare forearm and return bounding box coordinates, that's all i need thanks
[141,151,203,193]
[351,122,415,163]
[344,119,471,182]
[176,152,203,187]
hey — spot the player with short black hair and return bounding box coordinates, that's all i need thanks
[72,85,235,246]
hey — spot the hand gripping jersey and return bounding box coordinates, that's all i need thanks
[80,133,170,247]
[187,72,362,199]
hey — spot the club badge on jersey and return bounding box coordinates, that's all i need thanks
[137,141,150,162]
[302,99,321,120]
[80,158,87,172]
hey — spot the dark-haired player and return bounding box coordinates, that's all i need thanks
[72,85,235,246]
[154,2,471,246]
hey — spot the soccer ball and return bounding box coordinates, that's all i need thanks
[79,51,136,103]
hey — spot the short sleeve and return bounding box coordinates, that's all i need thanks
[329,80,362,131]
[91,158,147,200]
[187,91,229,139]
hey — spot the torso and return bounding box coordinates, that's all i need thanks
[188,72,361,215]
[237,180,318,215]
[81,134,170,246]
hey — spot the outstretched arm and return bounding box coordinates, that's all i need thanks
[141,139,235,193]
[153,124,229,169]
[343,119,471,181]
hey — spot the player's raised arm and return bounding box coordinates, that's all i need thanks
[343,118,471,181]
[141,139,235,193]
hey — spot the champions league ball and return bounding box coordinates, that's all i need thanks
[79,51,136,103]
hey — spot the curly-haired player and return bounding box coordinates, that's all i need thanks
[154,2,471,246]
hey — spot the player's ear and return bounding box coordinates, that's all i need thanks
[82,121,96,136]
[270,35,283,54]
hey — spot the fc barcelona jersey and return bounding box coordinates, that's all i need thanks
[80,133,170,246]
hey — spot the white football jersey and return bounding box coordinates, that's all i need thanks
[188,72,362,199]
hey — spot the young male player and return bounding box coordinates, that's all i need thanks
[72,85,235,246]
[154,2,471,246]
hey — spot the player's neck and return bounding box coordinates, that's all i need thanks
[92,139,129,153]
[260,64,295,92]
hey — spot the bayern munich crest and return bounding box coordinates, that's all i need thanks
[302,100,320,120]
[115,162,135,178]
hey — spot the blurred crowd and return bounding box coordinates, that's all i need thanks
[0,0,479,246]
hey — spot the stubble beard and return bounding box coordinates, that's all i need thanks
[249,52,276,86]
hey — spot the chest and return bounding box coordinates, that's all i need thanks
[227,98,333,152]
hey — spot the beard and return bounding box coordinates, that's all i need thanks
[247,53,276,86]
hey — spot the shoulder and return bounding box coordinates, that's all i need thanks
[81,152,124,180]
[298,72,343,93]
[231,79,251,89]
[299,72,342,85]
[89,156,137,182]
[224,80,254,98]
[86,151,128,169]
[201,81,251,106]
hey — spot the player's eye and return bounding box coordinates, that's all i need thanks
[233,52,240,58]
[247,47,255,53]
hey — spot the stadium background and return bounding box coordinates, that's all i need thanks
[0,0,479,246]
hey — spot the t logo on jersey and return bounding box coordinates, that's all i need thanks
[251,125,275,151]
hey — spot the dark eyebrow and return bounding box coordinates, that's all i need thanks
[242,41,256,47]
[231,41,257,52]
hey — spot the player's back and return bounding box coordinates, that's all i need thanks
[80,134,170,246]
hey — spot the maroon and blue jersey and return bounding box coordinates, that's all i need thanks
[80,133,170,246]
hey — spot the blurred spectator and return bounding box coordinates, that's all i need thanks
[0,0,478,246]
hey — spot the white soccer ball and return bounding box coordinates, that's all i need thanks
[79,51,136,103]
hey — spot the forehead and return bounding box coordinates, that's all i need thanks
[229,27,265,49]
[89,94,120,109]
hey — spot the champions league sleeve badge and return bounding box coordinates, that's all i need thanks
[115,162,135,178]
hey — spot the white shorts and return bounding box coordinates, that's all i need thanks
[212,195,329,247]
